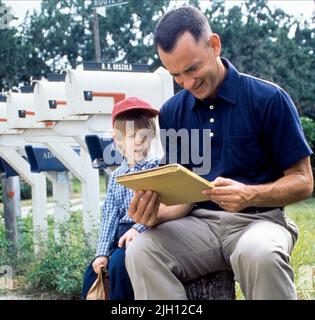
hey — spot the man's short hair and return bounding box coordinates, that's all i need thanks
[154,6,211,53]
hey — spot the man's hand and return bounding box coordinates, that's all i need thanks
[118,228,140,248]
[202,177,256,212]
[128,190,160,227]
[92,256,108,274]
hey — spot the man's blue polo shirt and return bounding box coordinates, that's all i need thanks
[159,58,313,212]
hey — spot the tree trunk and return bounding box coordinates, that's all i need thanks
[93,9,101,62]
[184,270,235,300]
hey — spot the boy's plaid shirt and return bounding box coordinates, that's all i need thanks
[96,157,160,257]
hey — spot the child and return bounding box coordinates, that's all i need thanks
[82,97,192,300]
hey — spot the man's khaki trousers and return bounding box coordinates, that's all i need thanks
[125,208,298,300]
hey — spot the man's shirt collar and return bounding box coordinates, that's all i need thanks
[216,57,240,104]
[119,156,154,173]
[190,57,241,110]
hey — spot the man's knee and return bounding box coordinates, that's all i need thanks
[125,236,141,263]
[230,239,290,271]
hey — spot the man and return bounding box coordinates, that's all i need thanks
[125,6,313,300]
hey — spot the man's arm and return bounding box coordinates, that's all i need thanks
[128,191,193,227]
[202,156,314,212]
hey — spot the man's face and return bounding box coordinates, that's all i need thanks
[114,122,154,165]
[158,31,222,100]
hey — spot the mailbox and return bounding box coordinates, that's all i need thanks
[33,74,87,122]
[85,134,123,169]
[0,157,19,178]
[65,63,173,116]
[25,145,80,173]
[6,87,47,129]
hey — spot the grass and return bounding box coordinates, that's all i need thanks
[72,173,107,195]
[236,197,315,300]
[286,197,315,299]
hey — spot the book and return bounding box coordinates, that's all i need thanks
[116,163,214,205]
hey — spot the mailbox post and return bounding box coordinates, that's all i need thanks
[0,157,21,249]
[24,145,80,242]
[0,92,48,253]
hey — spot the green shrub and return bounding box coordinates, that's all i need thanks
[0,213,12,266]
[25,211,95,297]
[16,177,52,201]
[20,182,32,200]
[301,116,315,195]
[301,117,315,149]
[0,213,35,287]
[0,209,96,298]
[26,238,89,295]
[71,176,81,195]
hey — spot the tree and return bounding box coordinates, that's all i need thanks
[293,19,315,118]
[20,0,95,74]
[84,0,171,70]
[19,0,171,74]
[0,0,23,90]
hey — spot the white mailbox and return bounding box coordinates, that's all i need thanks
[34,74,87,122]
[65,63,174,116]
[6,87,47,130]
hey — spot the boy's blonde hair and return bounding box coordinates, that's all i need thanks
[113,109,157,137]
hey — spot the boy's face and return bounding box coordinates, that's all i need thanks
[114,121,154,166]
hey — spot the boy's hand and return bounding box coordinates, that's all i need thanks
[118,228,140,248]
[92,256,108,274]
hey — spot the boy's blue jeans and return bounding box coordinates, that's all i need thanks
[82,223,134,300]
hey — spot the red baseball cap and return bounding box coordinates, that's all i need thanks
[112,97,159,127]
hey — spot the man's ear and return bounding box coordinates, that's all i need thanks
[208,33,221,57]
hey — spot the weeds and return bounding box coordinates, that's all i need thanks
[0,211,96,298]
